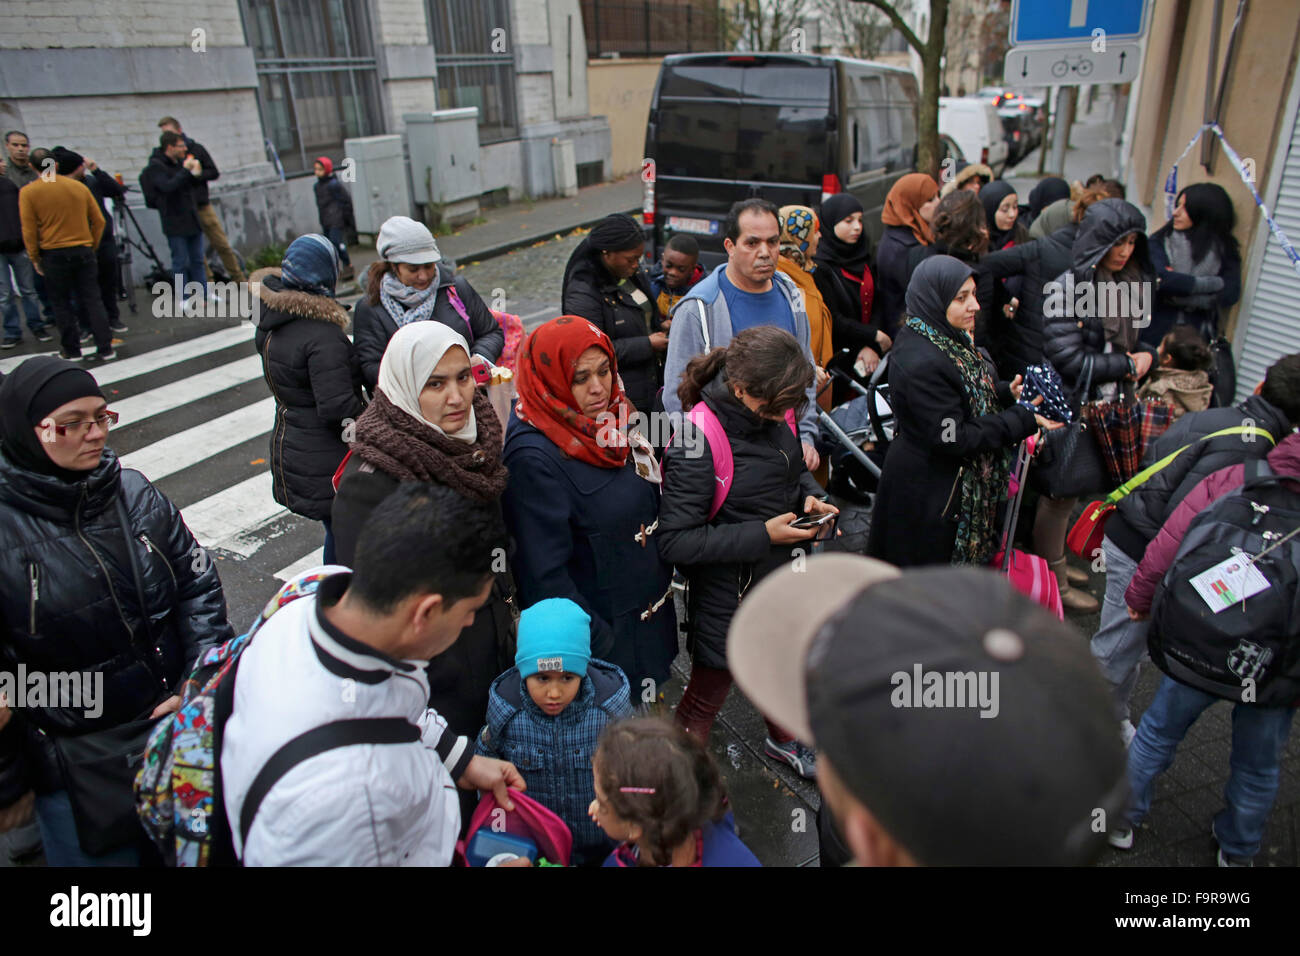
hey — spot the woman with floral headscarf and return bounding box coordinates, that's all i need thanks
[776,205,833,411]
[501,316,677,691]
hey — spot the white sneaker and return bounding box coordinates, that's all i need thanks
[1107,827,1133,850]
[1120,719,1137,749]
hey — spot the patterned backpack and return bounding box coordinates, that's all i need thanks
[135,568,343,866]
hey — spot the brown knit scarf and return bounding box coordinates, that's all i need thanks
[351,387,508,501]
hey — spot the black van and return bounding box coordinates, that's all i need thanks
[642,53,919,268]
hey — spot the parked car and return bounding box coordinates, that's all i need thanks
[643,53,919,267]
[938,97,1008,178]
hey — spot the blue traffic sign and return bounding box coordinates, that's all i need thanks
[1010,0,1147,46]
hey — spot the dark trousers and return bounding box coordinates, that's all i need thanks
[325,227,351,267]
[42,246,110,356]
[76,235,120,333]
[676,664,794,743]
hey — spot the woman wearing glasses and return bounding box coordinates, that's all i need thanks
[0,357,233,866]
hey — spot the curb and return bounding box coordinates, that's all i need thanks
[441,204,642,268]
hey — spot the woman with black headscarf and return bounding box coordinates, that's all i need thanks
[0,358,232,865]
[867,256,1049,568]
[561,213,665,412]
[980,181,1030,254]
[814,193,890,403]
[1023,176,1071,232]
[1145,182,1242,347]
[254,234,364,564]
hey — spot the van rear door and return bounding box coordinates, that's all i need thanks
[648,56,834,266]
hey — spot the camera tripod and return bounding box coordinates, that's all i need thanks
[113,190,171,314]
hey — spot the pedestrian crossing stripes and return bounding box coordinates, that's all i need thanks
[0,322,255,381]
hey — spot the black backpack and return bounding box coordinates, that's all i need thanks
[138,166,160,209]
[1149,460,1300,706]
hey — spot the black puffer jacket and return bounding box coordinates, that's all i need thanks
[253,268,364,521]
[1107,395,1293,562]
[140,147,202,238]
[977,222,1077,379]
[1042,199,1158,395]
[657,376,823,669]
[561,256,664,412]
[0,449,232,801]
[353,264,504,389]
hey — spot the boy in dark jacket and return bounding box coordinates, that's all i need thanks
[313,157,355,281]
[1089,352,1300,740]
[476,597,634,865]
[647,233,703,320]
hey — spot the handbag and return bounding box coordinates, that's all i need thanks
[1067,423,1279,560]
[49,496,165,856]
[1030,356,1110,499]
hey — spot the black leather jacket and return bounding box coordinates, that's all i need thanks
[0,448,232,801]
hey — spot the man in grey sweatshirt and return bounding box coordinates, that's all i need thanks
[663,198,822,471]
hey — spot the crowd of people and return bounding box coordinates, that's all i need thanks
[0,150,1295,869]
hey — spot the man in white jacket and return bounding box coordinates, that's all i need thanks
[222,483,525,866]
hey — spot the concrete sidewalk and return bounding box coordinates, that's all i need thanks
[1005,86,1122,199]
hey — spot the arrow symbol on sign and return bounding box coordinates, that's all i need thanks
[1021,56,1028,78]
[1118,51,1127,73]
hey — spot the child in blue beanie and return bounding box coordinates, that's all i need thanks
[476,597,635,865]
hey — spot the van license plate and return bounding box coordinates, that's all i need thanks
[667,216,718,236]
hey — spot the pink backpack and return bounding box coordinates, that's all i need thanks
[685,403,799,521]
[490,309,524,373]
[455,791,573,867]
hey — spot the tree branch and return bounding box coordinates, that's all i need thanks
[850,0,923,55]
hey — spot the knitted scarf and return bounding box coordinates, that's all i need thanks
[380,271,440,328]
[905,315,1010,566]
[351,385,508,501]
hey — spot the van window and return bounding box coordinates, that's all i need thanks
[655,61,831,184]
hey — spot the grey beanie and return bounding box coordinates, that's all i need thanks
[377,216,442,265]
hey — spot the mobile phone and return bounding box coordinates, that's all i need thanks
[790,512,834,530]
[471,361,492,385]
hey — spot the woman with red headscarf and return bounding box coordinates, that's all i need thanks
[501,316,677,691]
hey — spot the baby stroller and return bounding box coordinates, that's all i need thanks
[816,357,896,554]
[819,357,895,504]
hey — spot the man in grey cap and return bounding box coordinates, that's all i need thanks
[728,554,1127,866]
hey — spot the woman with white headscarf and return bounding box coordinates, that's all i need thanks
[331,321,514,739]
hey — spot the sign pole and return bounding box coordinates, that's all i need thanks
[1047,86,1076,176]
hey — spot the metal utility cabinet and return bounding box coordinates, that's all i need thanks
[405,108,483,224]
[341,134,412,236]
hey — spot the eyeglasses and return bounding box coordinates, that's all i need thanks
[42,411,119,438]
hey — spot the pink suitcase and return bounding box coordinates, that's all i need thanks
[993,435,1064,619]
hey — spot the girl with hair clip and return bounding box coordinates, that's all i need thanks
[590,716,760,867]
[656,325,836,780]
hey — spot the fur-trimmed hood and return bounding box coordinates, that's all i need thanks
[252,267,350,331]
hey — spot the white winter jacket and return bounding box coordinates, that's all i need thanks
[221,573,473,866]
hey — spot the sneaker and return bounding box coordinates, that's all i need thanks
[80,330,94,344]
[6,820,43,865]
[33,329,53,342]
[108,321,128,333]
[764,737,817,780]
[1216,847,1253,867]
[95,348,116,361]
[1107,826,1134,850]
[0,337,19,349]
[1120,719,1137,749]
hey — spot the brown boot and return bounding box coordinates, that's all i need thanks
[1065,563,1089,586]
[1051,557,1099,614]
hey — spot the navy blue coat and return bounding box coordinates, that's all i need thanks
[501,414,677,690]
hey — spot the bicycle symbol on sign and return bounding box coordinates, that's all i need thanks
[1051,55,1094,79]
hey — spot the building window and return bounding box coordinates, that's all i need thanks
[427,0,518,144]
[240,0,383,176]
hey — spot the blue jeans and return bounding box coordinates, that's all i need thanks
[325,227,351,267]
[167,233,206,295]
[1089,536,1149,722]
[1125,675,1297,860]
[34,790,142,867]
[0,250,47,337]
